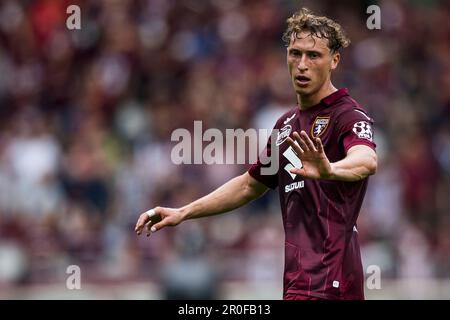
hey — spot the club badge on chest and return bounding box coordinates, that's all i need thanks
[311,116,330,138]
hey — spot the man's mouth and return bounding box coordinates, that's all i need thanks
[294,75,311,86]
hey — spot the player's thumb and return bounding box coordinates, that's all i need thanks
[290,167,304,174]
[150,219,167,233]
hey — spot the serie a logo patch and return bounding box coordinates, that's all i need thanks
[311,116,330,137]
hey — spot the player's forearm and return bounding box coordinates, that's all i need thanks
[329,146,377,182]
[180,172,267,221]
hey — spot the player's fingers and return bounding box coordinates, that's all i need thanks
[146,208,158,218]
[315,137,324,153]
[293,132,309,152]
[301,131,317,152]
[145,207,164,236]
[287,137,304,155]
[135,208,158,235]
[135,213,149,235]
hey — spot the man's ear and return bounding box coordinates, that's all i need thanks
[331,52,340,70]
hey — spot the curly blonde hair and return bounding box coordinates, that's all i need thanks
[283,8,350,53]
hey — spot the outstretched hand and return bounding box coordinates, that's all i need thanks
[286,130,333,180]
[135,206,184,236]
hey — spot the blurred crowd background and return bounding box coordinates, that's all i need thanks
[0,0,449,299]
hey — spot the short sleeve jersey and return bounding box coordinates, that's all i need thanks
[248,88,376,300]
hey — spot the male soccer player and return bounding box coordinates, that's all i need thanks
[135,8,377,300]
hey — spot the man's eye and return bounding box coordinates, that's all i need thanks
[290,50,300,57]
[309,53,319,59]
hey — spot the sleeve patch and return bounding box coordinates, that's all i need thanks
[352,121,373,141]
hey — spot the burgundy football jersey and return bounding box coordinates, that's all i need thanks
[248,88,376,300]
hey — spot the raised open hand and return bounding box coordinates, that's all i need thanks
[286,130,333,180]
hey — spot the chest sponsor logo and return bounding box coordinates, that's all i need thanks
[311,116,330,138]
[276,124,292,146]
[285,181,304,193]
[352,121,373,141]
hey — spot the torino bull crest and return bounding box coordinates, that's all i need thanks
[311,116,330,137]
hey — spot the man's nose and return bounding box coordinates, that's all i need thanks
[297,55,308,71]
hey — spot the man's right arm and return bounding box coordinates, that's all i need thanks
[135,172,268,236]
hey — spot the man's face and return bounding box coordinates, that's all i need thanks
[287,32,340,97]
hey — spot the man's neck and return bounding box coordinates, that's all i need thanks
[298,82,338,110]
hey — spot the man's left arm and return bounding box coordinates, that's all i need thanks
[286,130,377,182]
[329,145,377,182]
